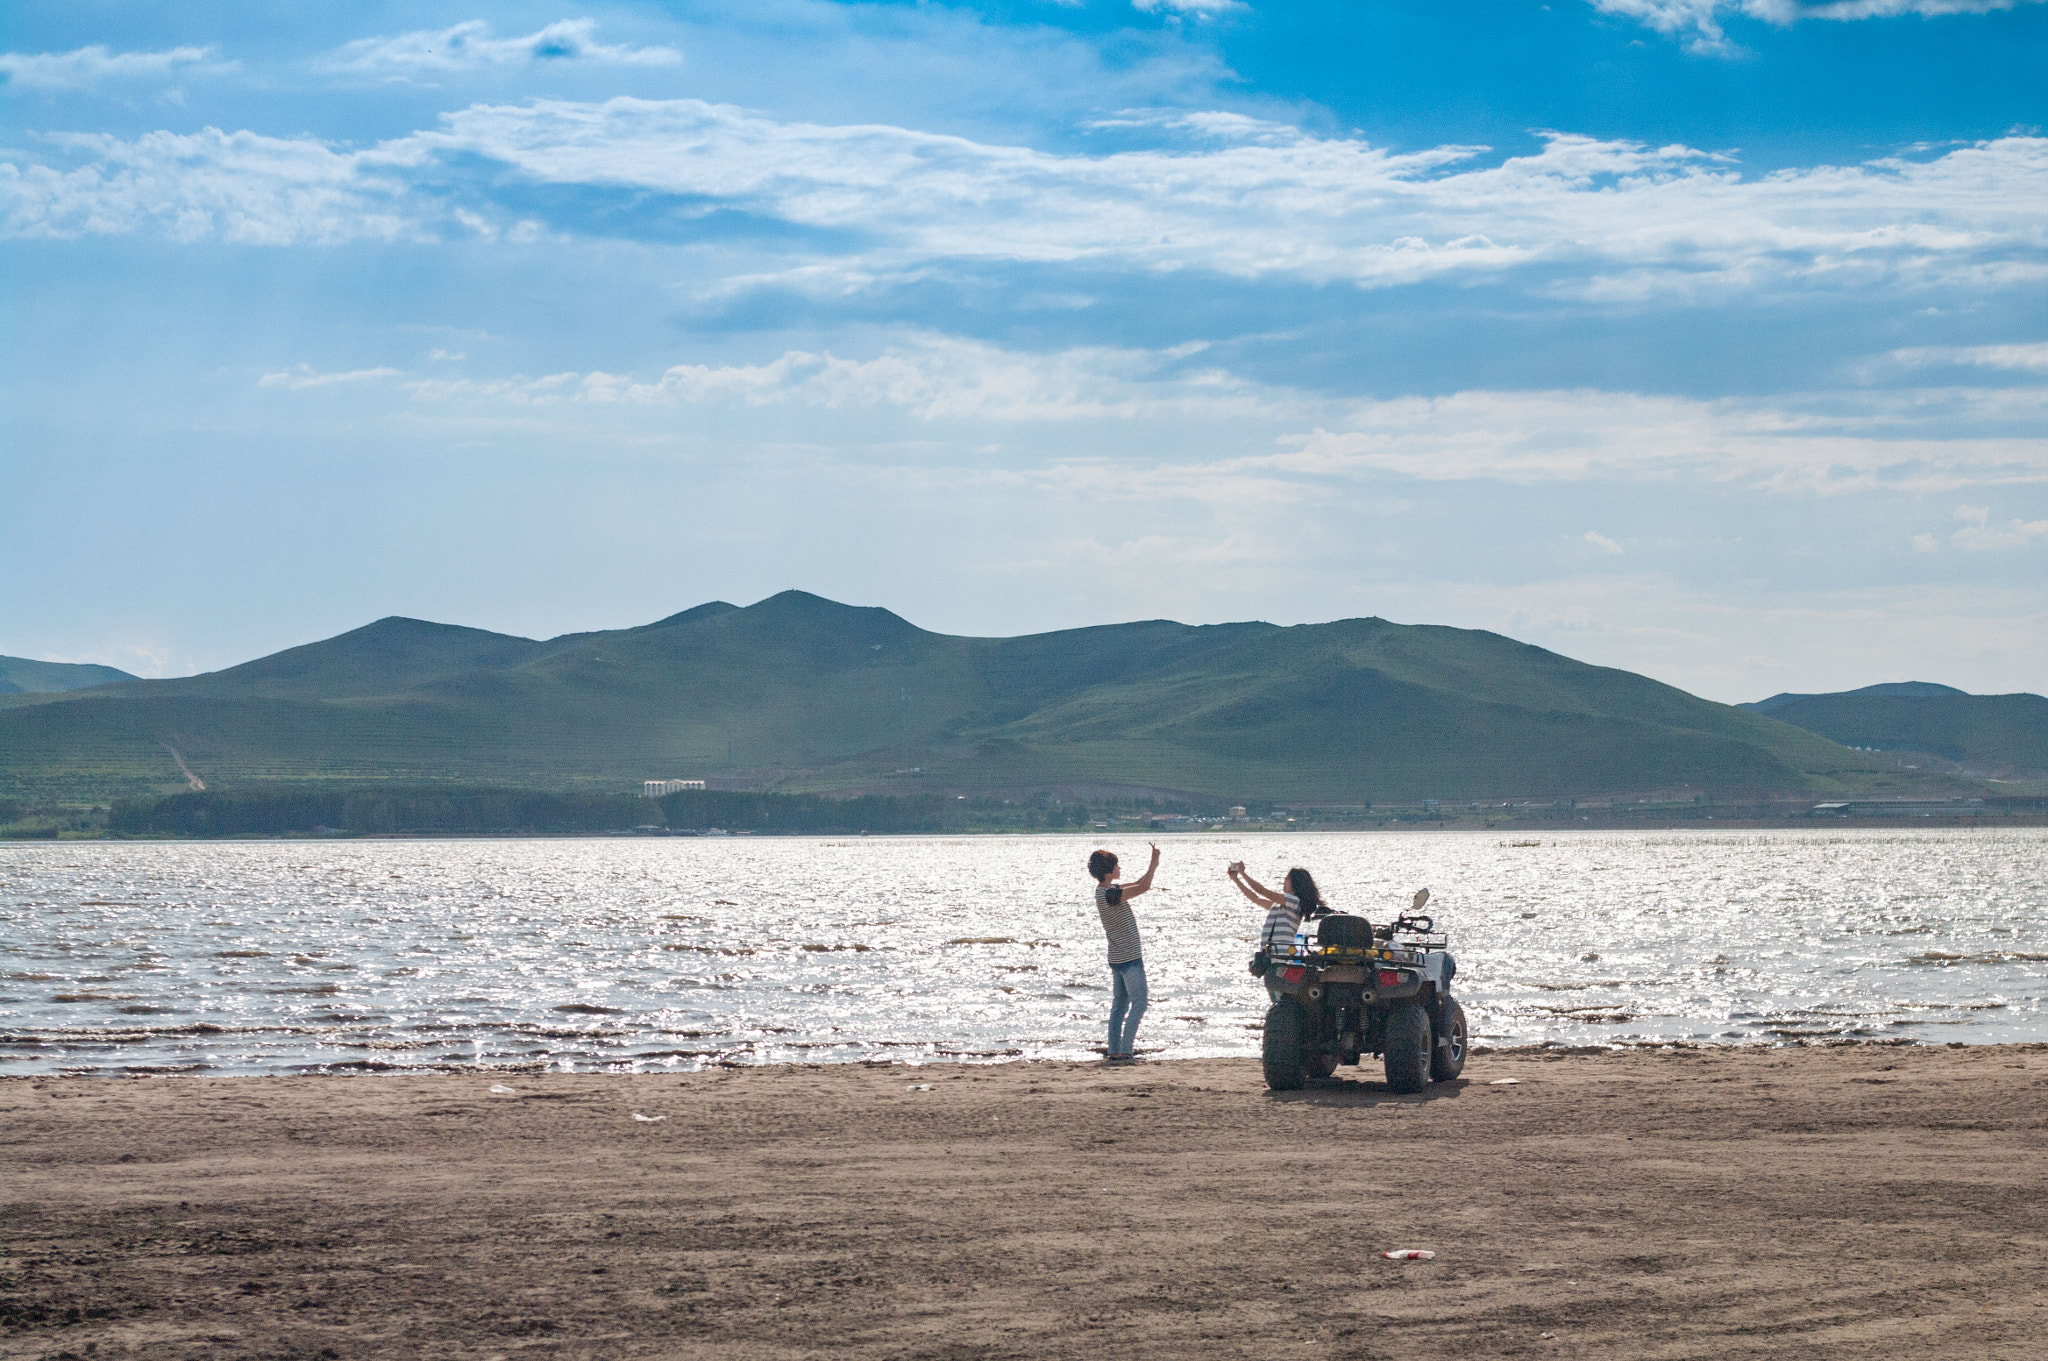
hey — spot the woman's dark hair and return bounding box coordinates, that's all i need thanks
[1285,867,1327,918]
[1087,849,1119,883]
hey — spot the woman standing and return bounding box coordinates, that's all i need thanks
[1088,843,1161,1061]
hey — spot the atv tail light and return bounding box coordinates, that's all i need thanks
[1377,970,1403,987]
[1282,966,1306,984]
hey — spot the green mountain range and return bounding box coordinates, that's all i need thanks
[1740,683,2048,779]
[0,655,138,695]
[0,592,1966,804]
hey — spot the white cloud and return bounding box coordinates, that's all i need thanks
[10,97,2041,309]
[258,364,401,389]
[0,44,225,92]
[404,334,1289,424]
[1274,386,2048,492]
[288,330,2048,493]
[1911,532,1939,552]
[327,20,680,74]
[400,370,581,403]
[1590,2,2044,54]
[2,127,425,244]
[1132,0,1248,15]
[1953,517,2048,549]
[1880,341,2048,375]
[1949,504,2048,549]
[1585,530,1625,554]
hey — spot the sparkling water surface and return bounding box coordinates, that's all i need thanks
[3,830,2043,1075]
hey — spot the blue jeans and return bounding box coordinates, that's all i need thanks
[1107,959,1148,1056]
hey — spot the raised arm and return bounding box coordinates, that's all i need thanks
[1228,862,1283,909]
[1119,843,1163,900]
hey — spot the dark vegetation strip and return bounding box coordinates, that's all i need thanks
[94,786,1171,836]
[100,786,966,836]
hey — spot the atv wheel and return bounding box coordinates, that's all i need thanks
[1307,1046,1340,1081]
[1382,1000,1432,1095]
[1261,998,1311,1091]
[1431,997,1468,1082]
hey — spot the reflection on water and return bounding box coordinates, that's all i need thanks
[2,830,2042,1075]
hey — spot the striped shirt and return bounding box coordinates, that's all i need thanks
[1095,884,1143,966]
[1260,892,1303,954]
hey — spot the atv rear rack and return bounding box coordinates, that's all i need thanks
[1271,939,1442,968]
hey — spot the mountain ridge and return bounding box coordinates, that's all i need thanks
[0,655,139,695]
[0,592,1984,803]
[1742,682,1971,714]
[1739,682,2047,779]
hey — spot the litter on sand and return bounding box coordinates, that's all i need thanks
[907,1083,934,1091]
[488,1084,517,1094]
[632,1113,666,1123]
[1489,1078,1521,1085]
[1381,1250,1436,1261]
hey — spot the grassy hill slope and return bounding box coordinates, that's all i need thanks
[1743,682,1967,713]
[0,656,137,695]
[0,592,1921,802]
[1741,688,2048,778]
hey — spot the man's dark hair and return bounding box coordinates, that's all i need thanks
[1088,849,1119,883]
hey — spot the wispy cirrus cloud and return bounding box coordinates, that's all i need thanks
[1275,386,2048,493]
[1876,341,2048,375]
[1132,0,1248,16]
[260,330,2047,494]
[1591,1,2046,54]
[258,364,402,389]
[6,98,2045,309]
[325,19,680,75]
[1584,530,1626,554]
[400,334,1281,424]
[0,44,228,92]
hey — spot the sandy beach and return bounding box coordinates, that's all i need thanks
[4,1045,2046,1359]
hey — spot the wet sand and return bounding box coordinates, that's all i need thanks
[4,1044,2046,1359]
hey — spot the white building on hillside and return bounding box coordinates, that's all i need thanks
[644,779,706,797]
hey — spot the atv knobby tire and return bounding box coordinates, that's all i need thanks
[1431,997,1468,1083]
[1383,1000,1432,1094]
[1262,998,1311,1091]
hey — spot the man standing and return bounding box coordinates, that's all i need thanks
[1087,843,1161,1061]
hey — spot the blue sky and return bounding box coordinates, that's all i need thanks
[3,0,2044,701]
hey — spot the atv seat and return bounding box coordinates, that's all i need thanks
[1316,914,1375,950]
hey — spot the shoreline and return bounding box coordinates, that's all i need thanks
[7,1045,2046,1358]
[8,816,2048,843]
[11,1038,2044,1084]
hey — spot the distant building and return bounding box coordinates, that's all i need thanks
[1811,798,1982,816]
[1228,806,1247,819]
[644,779,706,797]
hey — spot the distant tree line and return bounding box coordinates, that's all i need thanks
[657,789,957,833]
[102,785,1254,837]
[107,785,969,836]
[109,787,654,836]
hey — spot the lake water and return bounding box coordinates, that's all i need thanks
[2,830,2043,1076]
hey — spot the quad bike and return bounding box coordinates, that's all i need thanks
[1259,906,1465,1094]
